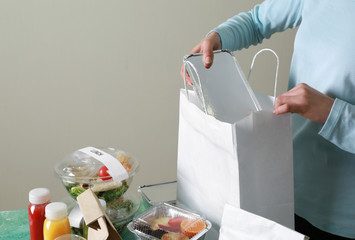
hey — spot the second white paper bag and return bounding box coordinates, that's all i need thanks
[219,204,308,240]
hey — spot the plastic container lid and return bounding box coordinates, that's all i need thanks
[45,202,68,220]
[98,199,107,210]
[29,188,50,204]
[127,203,211,240]
[138,181,177,206]
[54,147,139,183]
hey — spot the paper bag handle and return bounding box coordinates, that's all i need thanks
[247,48,279,106]
[183,60,208,114]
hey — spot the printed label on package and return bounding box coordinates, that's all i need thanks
[78,146,129,182]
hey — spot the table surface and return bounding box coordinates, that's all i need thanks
[0,200,150,240]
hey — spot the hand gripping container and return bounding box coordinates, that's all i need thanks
[127,202,211,240]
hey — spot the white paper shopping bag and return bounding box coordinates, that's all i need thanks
[177,49,294,239]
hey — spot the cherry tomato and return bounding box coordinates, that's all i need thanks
[98,166,112,181]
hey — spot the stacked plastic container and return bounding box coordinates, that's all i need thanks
[54,147,141,235]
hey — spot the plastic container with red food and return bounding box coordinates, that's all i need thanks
[127,203,211,240]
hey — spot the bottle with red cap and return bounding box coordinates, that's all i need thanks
[28,188,51,240]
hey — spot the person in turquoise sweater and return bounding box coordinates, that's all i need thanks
[181,0,355,239]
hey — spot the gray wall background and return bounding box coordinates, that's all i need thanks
[0,0,296,210]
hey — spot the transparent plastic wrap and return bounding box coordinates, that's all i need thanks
[128,203,211,240]
[106,190,141,232]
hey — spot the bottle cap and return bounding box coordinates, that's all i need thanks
[45,202,68,220]
[29,188,50,204]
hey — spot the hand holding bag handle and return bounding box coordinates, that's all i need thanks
[183,50,262,114]
[182,49,279,116]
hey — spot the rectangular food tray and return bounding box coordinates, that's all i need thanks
[127,202,211,240]
[138,181,177,206]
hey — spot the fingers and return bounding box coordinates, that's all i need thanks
[180,64,193,86]
[274,95,299,114]
[201,32,221,69]
[274,83,310,114]
[273,83,335,124]
[189,44,202,54]
[201,40,214,69]
[187,36,215,69]
[274,92,294,113]
[180,31,221,84]
[273,102,291,115]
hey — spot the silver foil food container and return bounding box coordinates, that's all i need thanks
[138,181,177,206]
[127,202,211,240]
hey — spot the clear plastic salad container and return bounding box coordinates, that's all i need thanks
[55,147,139,204]
[107,190,141,232]
[127,203,211,240]
[68,190,141,236]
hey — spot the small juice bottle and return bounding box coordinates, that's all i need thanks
[28,188,51,240]
[43,202,71,240]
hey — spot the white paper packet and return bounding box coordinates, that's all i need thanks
[219,204,309,240]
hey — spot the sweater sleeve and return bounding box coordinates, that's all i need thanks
[319,99,355,154]
[212,0,303,51]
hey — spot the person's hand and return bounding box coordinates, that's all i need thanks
[180,31,222,85]
[273,83,334,124]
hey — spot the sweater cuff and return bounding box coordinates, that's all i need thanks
[319,98,346,139]
[208,28,231,51]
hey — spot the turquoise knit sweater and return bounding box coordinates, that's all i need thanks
[212,0,355,238]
